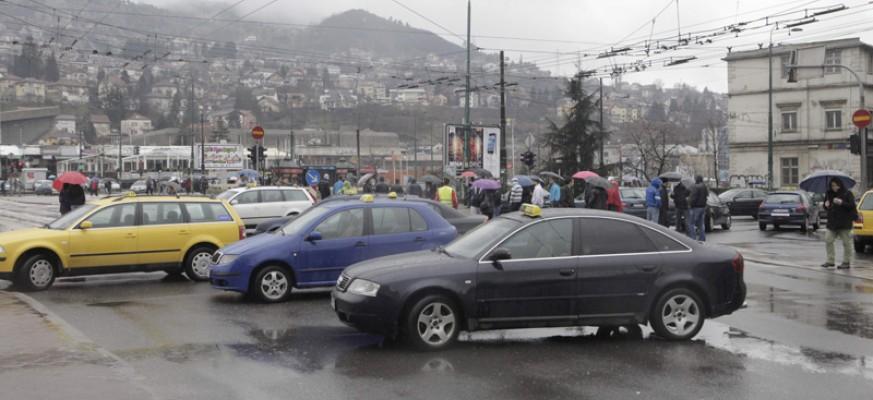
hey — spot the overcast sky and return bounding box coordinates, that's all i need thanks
[139,0,873,92]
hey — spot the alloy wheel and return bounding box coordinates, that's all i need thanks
[416,302,456,346]
[660,294,700,337]
[260,271,288,301]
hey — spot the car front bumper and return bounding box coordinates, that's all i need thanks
[332,288,399,337]
[209,262,249,293]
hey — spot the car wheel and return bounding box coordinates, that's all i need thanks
[405,294,460,351]
[651,288,705,341]
[704,215,713,233]
[752,214,758,220]
[253,265,292,303]
[855,240,866,253]
[759,222,767,231]
[813,217,820,231]
[800,218,809,233]
[721,215,732,230]
[184,245,215,282]
[15,253,56,291]
[774,224,781,230]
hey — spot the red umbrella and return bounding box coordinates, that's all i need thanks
[572,170,599,180]
[460,171,477,178]
[52,171,88,191]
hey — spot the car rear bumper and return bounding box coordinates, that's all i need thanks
[758,215,806,225]
[332,289,398,336]
[711,277,746,317]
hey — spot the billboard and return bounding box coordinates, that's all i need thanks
[197,144,244,170]
[444,124,500,178]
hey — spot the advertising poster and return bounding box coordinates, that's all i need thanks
[444,124,500,178]
[198,144,244,170]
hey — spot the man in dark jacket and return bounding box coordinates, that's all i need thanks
[687,175,708,241]
[317,174,332,199]
[374,177,390,194]
[407,178,422,196]
[658,183,670,226]
[822,178,856,269]
[672,182,689,233]
[389,179,404,194]
[585,186,608,210]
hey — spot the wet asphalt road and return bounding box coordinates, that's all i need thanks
[2,200,873,399]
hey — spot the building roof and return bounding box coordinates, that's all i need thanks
[123,113,150,121]
[722,37,873,62]
[56,114,76,121]
[90,114,110,123]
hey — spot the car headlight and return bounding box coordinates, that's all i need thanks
[347,279,380,297]
[218,254,238,265]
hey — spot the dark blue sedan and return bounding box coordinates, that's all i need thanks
[757,191,821,232]
[209,197,457,302]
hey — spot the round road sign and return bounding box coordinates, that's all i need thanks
[305,169,321,186]
[853,109,871,129]
[251,126,265,140]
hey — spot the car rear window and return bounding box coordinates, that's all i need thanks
[859,195,873,211]
[185,203,233,223]
[764,194,801,204]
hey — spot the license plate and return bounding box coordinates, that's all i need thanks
[772,209,789,216]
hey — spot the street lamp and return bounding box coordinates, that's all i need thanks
[768,24,806,190]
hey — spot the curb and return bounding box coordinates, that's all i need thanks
[742,252,873,282]
[12,292,161,400]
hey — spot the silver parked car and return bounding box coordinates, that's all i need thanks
[217,186,315,231]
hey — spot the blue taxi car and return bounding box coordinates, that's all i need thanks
[209,195,457,302]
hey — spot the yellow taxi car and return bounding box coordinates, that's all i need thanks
[854,189,873,252]
[0,193,245,291]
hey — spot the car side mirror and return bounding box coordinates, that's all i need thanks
[489,247,512,262]
[306,231,323,242]
[79,220,93,230]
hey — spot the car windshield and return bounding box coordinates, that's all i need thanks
[46,204,97,230]
[216,190,238,200]
[620,188,643,199]
[765,194,801,204]
[280,206,330,235]
[444,217,522,259]
[860,195,873,210]
[718,189,741,200]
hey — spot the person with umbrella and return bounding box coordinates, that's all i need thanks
[584,177,608,210]
[362,179,374,194]
[821,177,856,269]
[59,184,72,214]
[658,180,670,227]
[424,181,435,200]
[645,178,663,223]
[606,178,623,212]
[68,182,86,210]
[436,178,458,209]
[548,177,562,207]
[687,176,709,241]
[472,179,501,219]
[507,177,523,211]
[532,179,548,207]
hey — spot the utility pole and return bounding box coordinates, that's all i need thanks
[189,78,195,185]
[200,113,205,185]
[290,128,296,161]
[413,110,418,178]
[499,50,506,183]
[599,77,604,169]
[767,41,773,190]
[463,0,471,170]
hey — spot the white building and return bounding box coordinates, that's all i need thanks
[120,114,153,136]
[54,114,77,134]
[724,38,873,189]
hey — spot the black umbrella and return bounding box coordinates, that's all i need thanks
[658,171,683,182]
[419,175,442,184]
[465,168,493,178]
[539,171,564,181]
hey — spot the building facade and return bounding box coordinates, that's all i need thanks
[724,38,873,189]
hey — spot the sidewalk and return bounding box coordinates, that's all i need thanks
[734,244,873,281]
[0,291,155,400]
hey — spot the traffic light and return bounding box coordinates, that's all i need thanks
[257,145,266,161]
[519,151,536,168]
[850,133,861,155]
[247,145,257,164]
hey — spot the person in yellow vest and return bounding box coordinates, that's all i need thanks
[342,180,358,195]
[435,178,458,209]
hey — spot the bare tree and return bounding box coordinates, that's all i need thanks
[625,120,681,181]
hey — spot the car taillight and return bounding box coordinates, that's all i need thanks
[732,253,744,274]
[238,225,246,240]
[858,213,864,223]
[795,206,806,213]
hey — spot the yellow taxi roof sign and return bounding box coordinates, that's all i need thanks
[360,194,375,202]
[520,203,541,218]
[387,192,398,199]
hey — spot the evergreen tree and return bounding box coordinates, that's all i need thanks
[102,87,127,129]
[13,36,42,78]
[168,89,182,127]
[645,101,667,122]
[43,52,59,81]
[543,72,603,174]
[135,67,154,97]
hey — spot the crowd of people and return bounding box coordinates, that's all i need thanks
[645,175,709,241]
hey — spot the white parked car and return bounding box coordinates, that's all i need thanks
[217,186,315,231]
[130,180,148,193]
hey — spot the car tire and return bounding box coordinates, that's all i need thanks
[721,215,732,230]
[813,217,820,231]
[252,265,293,303]
[774,224,781,230]
[759,222,767,231]
[855,240,866,253]
[184,245,215,282]
[404,294,460,351]
[800,218,809,233]
[650,288,705,341]
[15,253,57,291]
[752,214,758,220]
[704,215,713,233]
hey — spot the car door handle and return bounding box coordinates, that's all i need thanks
[125,233,137,239]
[639,265,658,272]
[414,237,426,242]
[355,241,367,247]
[559,268,575,276]
[179,230,189,235]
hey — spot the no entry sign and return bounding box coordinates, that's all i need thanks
[853,109,871,129]
[251,126,265,140]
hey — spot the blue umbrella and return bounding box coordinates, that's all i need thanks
[238,169,259,179]
[512,175,534,187]
[472,179,501,190]
[799,170,856,193]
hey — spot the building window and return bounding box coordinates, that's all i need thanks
[780,54,790,78]
[781,111,798,132]
[825,110,842,130]
[824,49,841,74]
[868,52,873,75]
[781,157,799,186]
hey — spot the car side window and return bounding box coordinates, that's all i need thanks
[736,191,751,199]
[261,190,284,203]
[185,203,234,223]
[410,209,428,232]
[641,227,688,252]
[282,190,310,201]
[141,203,184,225]
[314,209,364,240]
[499,219,573,259]
[234,191,259,204]
[577,218,658,255]
[372,207,412,235]
[84,204,137,228]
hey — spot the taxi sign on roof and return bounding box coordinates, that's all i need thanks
[360,194,375,202]
[520,203,541,218]
[387,192,398,199]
